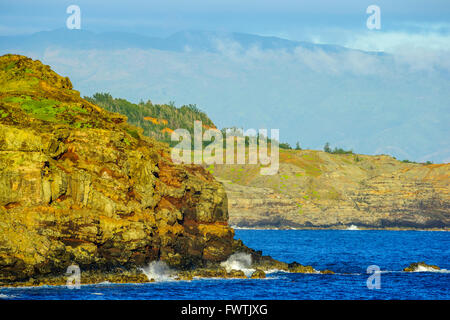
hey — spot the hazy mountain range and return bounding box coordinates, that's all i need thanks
[0,28,368,53]
[1,28,448,163]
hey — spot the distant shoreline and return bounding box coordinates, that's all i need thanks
[231,226,449,232]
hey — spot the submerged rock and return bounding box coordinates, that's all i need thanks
[320,270,335,275]
[403,262,441,272]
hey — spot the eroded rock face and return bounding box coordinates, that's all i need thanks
[0,54,233,284]
[212,151,450,229]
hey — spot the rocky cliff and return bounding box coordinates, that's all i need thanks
[75,89,450,230]
[0,54,237,285]
[210,150,449,229]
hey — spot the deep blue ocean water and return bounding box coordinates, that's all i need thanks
[0,230,449,300]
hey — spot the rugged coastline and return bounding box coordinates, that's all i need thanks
[213,153,449,230]
[0,54,328,287]
[0,55,448,289]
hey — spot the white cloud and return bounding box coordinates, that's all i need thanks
[345,31,450,53]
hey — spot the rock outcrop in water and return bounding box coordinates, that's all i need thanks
[403,262,441,272]
[0,54,238,285]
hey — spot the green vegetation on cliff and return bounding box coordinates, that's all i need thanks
[85,93,215,146]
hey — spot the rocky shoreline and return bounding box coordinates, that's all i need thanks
[0,245,334,287]
[2,258,444,288]
[231,226,449,231]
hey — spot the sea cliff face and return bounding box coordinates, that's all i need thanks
[0,54,234,284]
[211,151,449,229]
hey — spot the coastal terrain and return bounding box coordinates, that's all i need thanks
[0,54,447,288]
[88,92,450,231]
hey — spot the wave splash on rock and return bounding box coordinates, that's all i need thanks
[220,253,255,277]
[403,262,449,273]
[140,261,175,282]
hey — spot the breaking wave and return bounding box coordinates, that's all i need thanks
[140,261,175,281]
[220,253,255,277]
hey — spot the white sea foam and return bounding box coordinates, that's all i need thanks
[346,225,360,230]
[220,253,255,277]
[0,294,15,299]
[264,269,289,274]
[140,261,175,281]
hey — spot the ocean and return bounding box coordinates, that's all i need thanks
[0,230,449,300]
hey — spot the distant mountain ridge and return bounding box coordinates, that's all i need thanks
[0,28,379,54]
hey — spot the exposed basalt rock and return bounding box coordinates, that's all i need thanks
[227,269,247,278]
[403,262,441,272]
[250,269,266,279]
[3,268,151,287]
[287,262,317,273]
[0,54,234,285]
[176,266,248,279]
